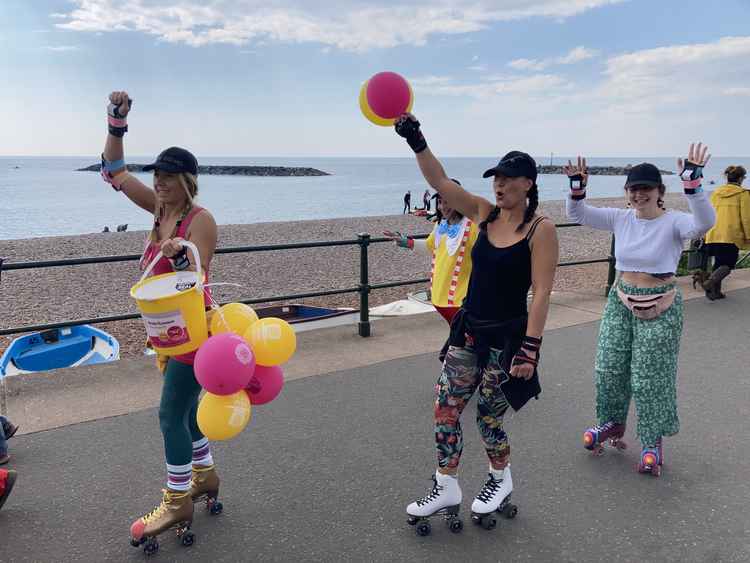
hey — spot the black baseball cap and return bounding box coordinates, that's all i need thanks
[482,151,538,181]
[624,163,662,189]
[143,146,199,176]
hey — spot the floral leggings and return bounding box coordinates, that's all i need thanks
[595,281,683,447]
[435,345,511,470]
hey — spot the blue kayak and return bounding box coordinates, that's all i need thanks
[0,325,120,378]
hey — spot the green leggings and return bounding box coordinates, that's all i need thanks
[595,281,683,446]
[159,359,204,466]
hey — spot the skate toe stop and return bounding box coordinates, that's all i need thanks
[130,520,145,540]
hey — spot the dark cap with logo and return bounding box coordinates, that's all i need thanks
[143,146,199,176]
[482,151,538,182]
[624,163,663,189]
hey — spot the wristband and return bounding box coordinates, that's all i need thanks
[102,154,126,173]
[396,234,414,249]
[395,118,428,154]
[170,247,191,271]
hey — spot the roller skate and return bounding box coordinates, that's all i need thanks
[638,439,663,477]
[582,421,627,455]
[470,465,517,530]
[189,465,223,515]
[406,471,463,536]
[129,489,195,556]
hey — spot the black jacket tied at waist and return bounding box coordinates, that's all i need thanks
[441,308,541,412]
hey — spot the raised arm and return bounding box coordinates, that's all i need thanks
[395,115,493,224]
[564,156,623,232]
[102,91,155,214]
[673,142,716,240]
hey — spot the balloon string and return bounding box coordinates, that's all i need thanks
[204,282,251,333]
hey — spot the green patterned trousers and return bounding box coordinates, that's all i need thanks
[595,280,683,447]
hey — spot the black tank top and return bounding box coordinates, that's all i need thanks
[463,209,545,321]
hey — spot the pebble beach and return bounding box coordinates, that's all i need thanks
[0,194,692,360]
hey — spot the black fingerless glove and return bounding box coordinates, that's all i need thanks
[170,247,190,271]
[395,118,428,154]
[107,98,132,138]
[511,335,542,369]
[568,174,587,200]
[680,160,704,194]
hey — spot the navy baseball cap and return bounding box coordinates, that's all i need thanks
[482,151,538,181]
[143,146,199,176]
[624,163,663,189]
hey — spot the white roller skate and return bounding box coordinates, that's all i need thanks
[470,465,518,530]
[406,471,463,536]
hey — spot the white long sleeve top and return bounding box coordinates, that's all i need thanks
[566,192,716,274]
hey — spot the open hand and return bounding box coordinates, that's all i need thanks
[563,156,588,185]
[678,142,711,171]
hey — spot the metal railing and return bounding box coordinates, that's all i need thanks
[0,223,616,339]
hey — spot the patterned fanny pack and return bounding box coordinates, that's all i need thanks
[616,287,676,320]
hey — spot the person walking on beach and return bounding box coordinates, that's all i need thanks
[565,146,715,476]
[394,113,558,532]
[384,185,479,326]
[403,190,412,214]
[100,91,220,551]
[423,188,432,211]
[701,165,749,300]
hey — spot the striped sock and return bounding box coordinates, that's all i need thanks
[166,462,193,491]
[192,437,214,467]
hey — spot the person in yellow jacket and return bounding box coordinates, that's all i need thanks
[385,182,479,324]
[702,165,749,300]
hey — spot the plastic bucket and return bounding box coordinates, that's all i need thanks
[130,241,208,356]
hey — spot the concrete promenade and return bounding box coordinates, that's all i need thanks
[1,272,749,562]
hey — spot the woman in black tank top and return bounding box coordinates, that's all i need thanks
[395,114,559,531]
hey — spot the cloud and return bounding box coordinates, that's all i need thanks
[508,45,598,70]
[411,73,569,99]
[44,45,81,51]
[53,0,626,52]
[723,87,750,96]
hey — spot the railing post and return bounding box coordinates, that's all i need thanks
[605,234,616,296]
[357,233,371,337]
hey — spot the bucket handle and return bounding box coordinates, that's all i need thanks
[138,240,203,291]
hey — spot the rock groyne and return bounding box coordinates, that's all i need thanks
[77,164,330,176]
[538,165,673,175]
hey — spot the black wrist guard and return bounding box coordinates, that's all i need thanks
[170,247,190,271]
[395,118,427,154]
[569,174,587,200]
[511,335,542,369]
[680,160,704,194]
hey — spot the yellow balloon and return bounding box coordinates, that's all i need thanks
[359,80,395,127]
[197,390,252,441]
[244,317,297,366]
[210,303,259,336]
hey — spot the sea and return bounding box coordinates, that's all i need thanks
[0,156,746,240]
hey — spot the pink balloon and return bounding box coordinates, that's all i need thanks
[245,365,284,405]
[194,333,256,395]
[366,72,412,120]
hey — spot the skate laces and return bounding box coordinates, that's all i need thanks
[476,474,503,503]
[415,476,443,507]
[142,489,187,524]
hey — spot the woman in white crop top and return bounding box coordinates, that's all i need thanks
[565,144,715,477]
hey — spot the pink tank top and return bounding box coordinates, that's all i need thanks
[140,206,212,365]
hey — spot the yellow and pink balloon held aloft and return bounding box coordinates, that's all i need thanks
[359,71,414,127]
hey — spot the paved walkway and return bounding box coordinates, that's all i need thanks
[1,282,749,562]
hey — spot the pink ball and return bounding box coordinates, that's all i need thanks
[366,72,412,120]
[245,365,284,405]
[194,333,256,395]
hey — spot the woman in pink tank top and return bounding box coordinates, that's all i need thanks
[101,91,221,548]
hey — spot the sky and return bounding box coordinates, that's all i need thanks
[0,0,748,157]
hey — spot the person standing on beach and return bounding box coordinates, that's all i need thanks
[100,91,220,549]
[701,165,749,300]
[565,147,715,476]
[384,186,479,326]
[423,188,432,211]
[394,114,558,531]
[404,190,412,214]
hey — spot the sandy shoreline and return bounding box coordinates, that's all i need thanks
[0,195,692,359]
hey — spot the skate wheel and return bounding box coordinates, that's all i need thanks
[181,531,195,547]
[503,504,518,519]
[415,520,431,537]
[209,500,223,515]
[592,445,604,456]
[652,465,662,477]
[130,538,142,548]
[143,539,159,556]
[448,517,463,534]
[407,516,418,526]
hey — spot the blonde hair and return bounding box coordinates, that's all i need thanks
[725,165,746,185]
[149,172,200,242]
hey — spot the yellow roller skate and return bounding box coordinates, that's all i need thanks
[190,465,223,515]
[129,489,194,556]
